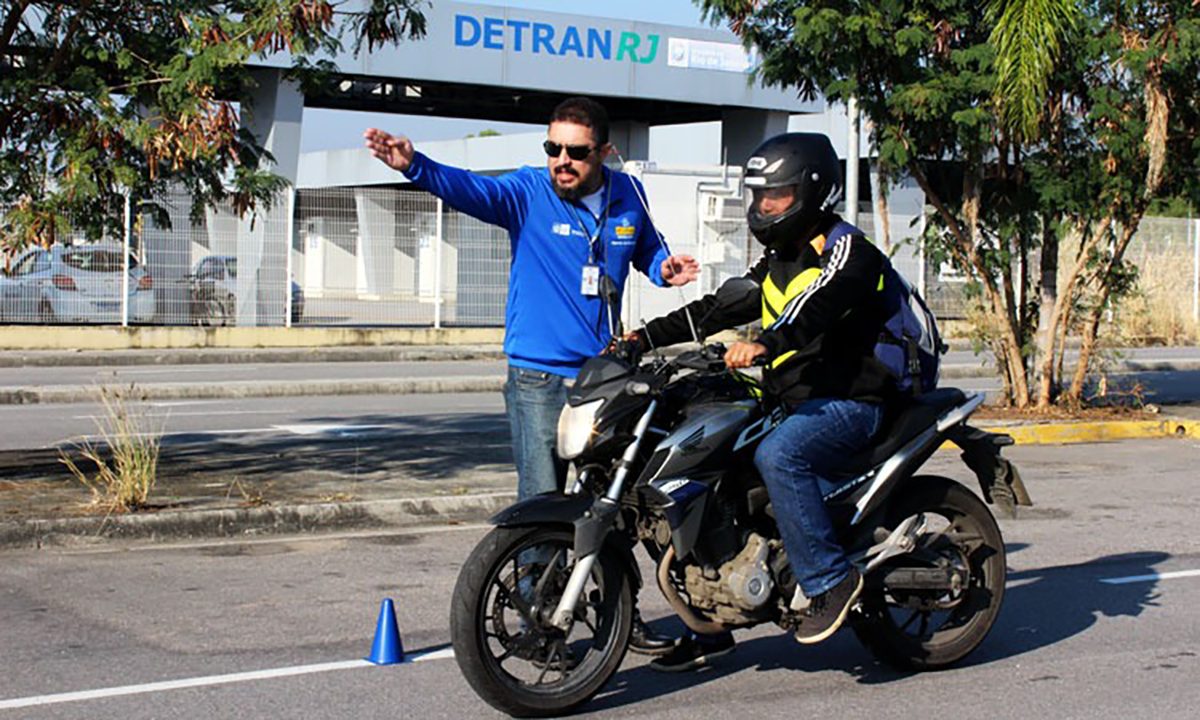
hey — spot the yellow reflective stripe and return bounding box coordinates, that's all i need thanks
[761,275,787,320]
[730,370,764,398]
[878,273,884,291]
[762,268,821,326]
[771,349,797,369]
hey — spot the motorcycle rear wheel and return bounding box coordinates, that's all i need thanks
[450,525,633,717]
[853,476,1006,671]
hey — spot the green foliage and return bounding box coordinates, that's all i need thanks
[0,1,427,252]
[698,0,1200,405]
[987,0,1081,140]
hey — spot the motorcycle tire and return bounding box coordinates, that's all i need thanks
[853,476,1006,671]
[450,525,633,718]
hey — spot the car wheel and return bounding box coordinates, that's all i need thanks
[38,300,55,325]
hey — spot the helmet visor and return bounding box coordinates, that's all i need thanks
[744,184,799,222]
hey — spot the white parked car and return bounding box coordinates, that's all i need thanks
[0,244,156,324]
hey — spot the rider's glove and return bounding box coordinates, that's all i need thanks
[603,330,648,361]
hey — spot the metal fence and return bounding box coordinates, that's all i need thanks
[915,217,1200,328]
[3,183,1197,334]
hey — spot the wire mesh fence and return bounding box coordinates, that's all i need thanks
[2,183,1196,334]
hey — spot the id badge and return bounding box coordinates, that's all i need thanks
[581,264,600,296]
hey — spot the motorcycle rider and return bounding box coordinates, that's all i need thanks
[629,132,898,671]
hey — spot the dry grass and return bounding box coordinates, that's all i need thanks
[1111,251,1199,345]
[59,384,162,514]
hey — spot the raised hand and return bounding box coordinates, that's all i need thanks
[661,254,700,287]
[363,128,415,173]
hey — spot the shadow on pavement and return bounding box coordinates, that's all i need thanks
[159,412,513,483]
[586,551,1168,712]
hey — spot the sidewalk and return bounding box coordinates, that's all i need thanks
[2,343,1200,550]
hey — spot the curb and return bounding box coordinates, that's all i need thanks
[0,491,517,549]
[976,418,1200,445]
[0,346,507,368]
[0,376,506,404]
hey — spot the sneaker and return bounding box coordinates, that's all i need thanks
[793,567,863,645]
[629,611,676,656]
[649,632,735,673]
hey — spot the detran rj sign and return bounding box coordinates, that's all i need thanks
[454,13,661,65]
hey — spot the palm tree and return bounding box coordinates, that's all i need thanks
[987,0,1082,141]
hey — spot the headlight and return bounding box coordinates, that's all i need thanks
[556,399,603,460]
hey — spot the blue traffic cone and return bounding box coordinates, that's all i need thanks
[367,598,405,665]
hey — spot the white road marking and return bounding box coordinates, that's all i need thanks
[72,410,291,420]
[1099,568,1200,585]
[0,649,455,710]
[104,367,262,376]
[272,423,393,436]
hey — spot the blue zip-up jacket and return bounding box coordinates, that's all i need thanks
[403,152,671,377]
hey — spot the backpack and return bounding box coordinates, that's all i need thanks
[825,222,945,396]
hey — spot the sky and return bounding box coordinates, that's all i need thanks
[299,0,716,153]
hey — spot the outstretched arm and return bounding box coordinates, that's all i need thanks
[364,127,527,230]
[638,255,768,348]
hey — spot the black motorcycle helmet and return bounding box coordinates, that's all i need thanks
[743,133,843,249]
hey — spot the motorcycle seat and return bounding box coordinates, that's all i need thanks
[833,388,968,479]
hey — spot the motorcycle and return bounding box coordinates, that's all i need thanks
[450,284,1032,717]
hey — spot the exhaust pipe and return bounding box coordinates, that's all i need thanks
[656,544,730,637]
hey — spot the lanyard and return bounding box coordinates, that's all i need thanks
[567,174,611,264]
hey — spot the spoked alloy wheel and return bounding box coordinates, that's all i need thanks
[853,476,1006,670]
[450,525,633,717]
[201,294,234,326]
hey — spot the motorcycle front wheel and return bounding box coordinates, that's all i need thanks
[853,476,1006,671]
[450,525,633,717]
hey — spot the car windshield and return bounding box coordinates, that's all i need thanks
[62,249,138,272]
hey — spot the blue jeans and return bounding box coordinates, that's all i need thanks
[753,397,885,598]
[503,364,569,500]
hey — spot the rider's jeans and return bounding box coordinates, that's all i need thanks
[503,364,569,501]
[754,397,885,598]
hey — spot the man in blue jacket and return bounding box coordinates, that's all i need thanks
[365,97,697,654]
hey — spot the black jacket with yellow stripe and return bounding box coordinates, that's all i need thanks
[642,214,897,408]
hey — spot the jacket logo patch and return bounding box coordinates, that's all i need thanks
[614,219,637,239]
[552,222,572,236]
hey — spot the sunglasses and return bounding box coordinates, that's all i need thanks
[543,140,596,161]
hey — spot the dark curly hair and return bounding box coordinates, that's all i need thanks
[549,96,610,146]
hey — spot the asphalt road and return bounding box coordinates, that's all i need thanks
[3,438,1199,719]
[0,360,506,388]
[0,393,508,451]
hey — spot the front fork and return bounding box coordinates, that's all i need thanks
[548,400,658,630]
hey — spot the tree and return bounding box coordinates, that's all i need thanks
[0,1,426,255]
[700,0,1041,405]
[986,0,1080,408]
[698,0,1200,408]
[1052,1,1200,405]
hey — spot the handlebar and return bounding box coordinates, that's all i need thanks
[675,342,769,370]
